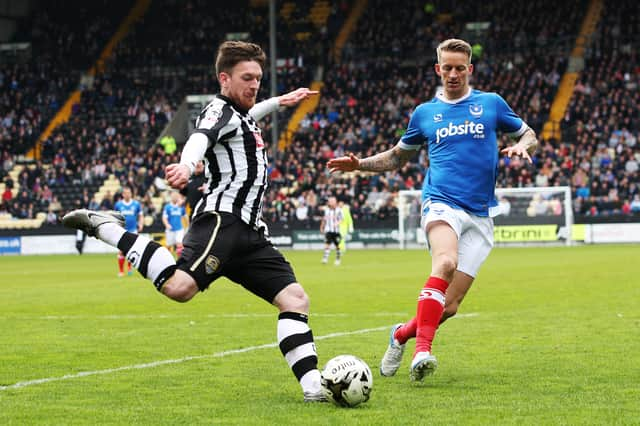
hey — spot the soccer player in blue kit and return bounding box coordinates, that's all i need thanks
[114,187,143,276]
[162,191,188,258]
[328,38,538,382]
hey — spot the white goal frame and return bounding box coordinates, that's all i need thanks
[397,186,574,248]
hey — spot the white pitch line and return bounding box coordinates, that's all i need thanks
[0,312,412,320]
[0,326,386,391]
[0,313,479,392]
[3,312,478,321]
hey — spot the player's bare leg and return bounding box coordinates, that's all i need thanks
[382,270,475,377]
[410,221,457,381]
[158,270,199,302]
[441,270,475,324]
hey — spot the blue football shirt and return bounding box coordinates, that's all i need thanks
[399,89,527,216]
[163,203,186,231]
[114,199,142,232]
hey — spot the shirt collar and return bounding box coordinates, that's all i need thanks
[217,94,248,114]
[436,87,472,104]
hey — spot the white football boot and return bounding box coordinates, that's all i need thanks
[380,323,405,377]
[62,209,125,237]
[409,351,438,382]
[303,390,328,403]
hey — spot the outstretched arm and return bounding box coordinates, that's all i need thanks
[249,88,319,121]
[328,144,416,173]
[277,87,319,106]
[501,128,538,163]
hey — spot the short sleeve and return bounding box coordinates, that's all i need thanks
[495,94,527,137]
[399,106,427,151]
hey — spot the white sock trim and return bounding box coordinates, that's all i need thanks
[97,223,126,247]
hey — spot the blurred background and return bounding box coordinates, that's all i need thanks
[0,0,637,251]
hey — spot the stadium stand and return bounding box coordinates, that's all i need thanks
[1,0,132,156]
[0,0,637,232]
[1,0,338,228]
[563,0,639,216]
[267,0,598,226]
[0,0,132,225]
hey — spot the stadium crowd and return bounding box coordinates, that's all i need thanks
[1,0,638,228]
[1,0,132,157]
[1,0,330,223]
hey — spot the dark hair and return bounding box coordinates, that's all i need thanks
[215,41,266,78]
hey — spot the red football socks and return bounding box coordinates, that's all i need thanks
[394,317,417,345]
[414,276,449,355]
[117,254,125,273]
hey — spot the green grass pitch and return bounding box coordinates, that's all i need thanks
[1,245,639,425]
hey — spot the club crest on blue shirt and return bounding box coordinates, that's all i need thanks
[469,104,483,118]
[433,113,443,122]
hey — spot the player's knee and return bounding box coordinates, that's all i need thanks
[274,283,309,313]
[161,276,197,303]
[436,254,457,278]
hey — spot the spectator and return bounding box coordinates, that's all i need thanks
[2,186,12,203]
[159,134,177,155]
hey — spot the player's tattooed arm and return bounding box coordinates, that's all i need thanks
[327,144,416,173]
[518,128,538,155]
[501,128,538,163]
[358,145,415,172]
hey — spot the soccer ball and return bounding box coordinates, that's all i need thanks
[320,354,373,407]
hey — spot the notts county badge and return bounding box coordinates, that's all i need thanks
[205,255,220,274]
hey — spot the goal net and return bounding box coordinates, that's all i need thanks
[397,187,573,248]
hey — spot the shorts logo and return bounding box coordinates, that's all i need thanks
[127,251,140,265]
[205,255,220,274]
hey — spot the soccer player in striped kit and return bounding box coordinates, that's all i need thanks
[320,196,343,265]
[328,38,538,382]
[63,41,325,402]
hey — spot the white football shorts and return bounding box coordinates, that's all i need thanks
[421,202,494,278]
[165,229,184,246]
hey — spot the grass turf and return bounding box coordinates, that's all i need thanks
[1,245,639,425]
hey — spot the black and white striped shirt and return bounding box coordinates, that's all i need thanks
[322,207,343,233]
[191,94,273,228]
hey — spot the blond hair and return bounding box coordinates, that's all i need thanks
[436,38,472,64]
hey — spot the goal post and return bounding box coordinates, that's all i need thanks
[397,186,574,248]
